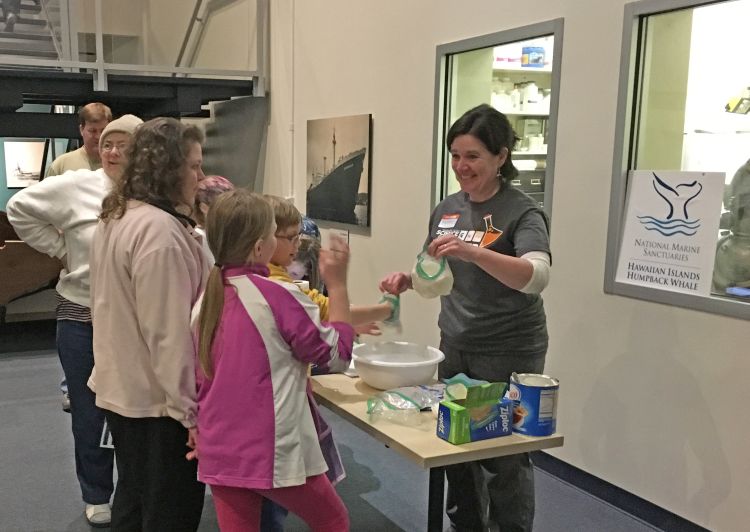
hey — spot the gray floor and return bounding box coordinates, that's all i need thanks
[1,337,658,531]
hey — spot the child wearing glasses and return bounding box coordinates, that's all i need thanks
[258,195,398,531]
[263,195,397,332]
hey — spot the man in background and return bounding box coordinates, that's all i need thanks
[46,102,112,177]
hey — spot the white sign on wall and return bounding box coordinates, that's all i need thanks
[615,170,725,296]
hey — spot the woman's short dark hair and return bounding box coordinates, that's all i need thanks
[446,104,520,182]
[101,117,204,221]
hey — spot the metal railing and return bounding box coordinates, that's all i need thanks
[0,0,268,94]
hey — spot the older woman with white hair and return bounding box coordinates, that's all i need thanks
[6,114,143,528]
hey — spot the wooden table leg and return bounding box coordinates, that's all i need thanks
[428,466,445,532]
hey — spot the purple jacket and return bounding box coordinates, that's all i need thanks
[194,263,354,489]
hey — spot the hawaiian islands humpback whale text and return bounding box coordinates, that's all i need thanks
[626,238,701,290]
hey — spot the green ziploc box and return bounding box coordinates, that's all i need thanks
[436,382,512,445]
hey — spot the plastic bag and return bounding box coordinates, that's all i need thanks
[442,373,490,401]
[378,293,402,333]
[366,384,446,425]
[411,251,454,298]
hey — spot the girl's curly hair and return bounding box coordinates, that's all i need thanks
[100,117,204,221]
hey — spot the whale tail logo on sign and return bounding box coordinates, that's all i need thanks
[637,172,703,236]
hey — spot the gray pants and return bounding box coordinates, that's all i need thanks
[439,342,545,532]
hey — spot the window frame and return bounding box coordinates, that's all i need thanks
[430,19,565,214]
[604,0,750,320]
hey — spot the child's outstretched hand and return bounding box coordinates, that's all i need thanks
[319,236,350,288]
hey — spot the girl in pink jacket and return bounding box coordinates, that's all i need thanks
[192,190,354,532]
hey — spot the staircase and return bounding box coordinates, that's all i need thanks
[0,0,58,60]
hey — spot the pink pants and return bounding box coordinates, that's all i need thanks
[210,473,349,532]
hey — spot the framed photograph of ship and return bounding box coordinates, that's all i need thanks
[306,113,372,227]
[4,139,45,189]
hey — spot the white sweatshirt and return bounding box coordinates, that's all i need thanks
[89,201,208,427]
[5,168,113,308]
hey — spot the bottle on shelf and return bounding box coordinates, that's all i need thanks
[491,90,512,113]
[498,77,514,93]
[510,87,521,112]
[521,82,540,113]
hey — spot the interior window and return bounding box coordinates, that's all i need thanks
[607,0,750,316]
[434,24,562,219]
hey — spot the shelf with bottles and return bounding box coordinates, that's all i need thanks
[508,112,549,160]
[491,73,552,117]
[511,155,546,173]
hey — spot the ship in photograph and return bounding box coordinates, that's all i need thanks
[306,115,372,226]
[306,146,366,225]
[307,148,367,224]
[13,162,40,181]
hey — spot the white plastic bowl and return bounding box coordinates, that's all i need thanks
[352,341,445,390]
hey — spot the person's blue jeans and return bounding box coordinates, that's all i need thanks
[260,498,289,532]
[57,319,114,505]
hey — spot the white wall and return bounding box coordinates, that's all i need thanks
[264,0,295,199]
[142,0,193,66]
[76,0,144,36]
[192,0,257,71]
[75,0,256,69]
[265,1,748,529]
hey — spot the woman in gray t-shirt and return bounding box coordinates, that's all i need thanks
[380,104,551,532]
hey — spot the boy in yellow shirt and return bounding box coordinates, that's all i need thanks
[261,195,397,531]
[265,195,397,329]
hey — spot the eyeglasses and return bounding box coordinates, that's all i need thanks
[276,232,301,244]
[101,143,129,153]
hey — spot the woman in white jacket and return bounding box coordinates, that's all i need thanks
[89,117,208,532]
[6,114,142,528]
